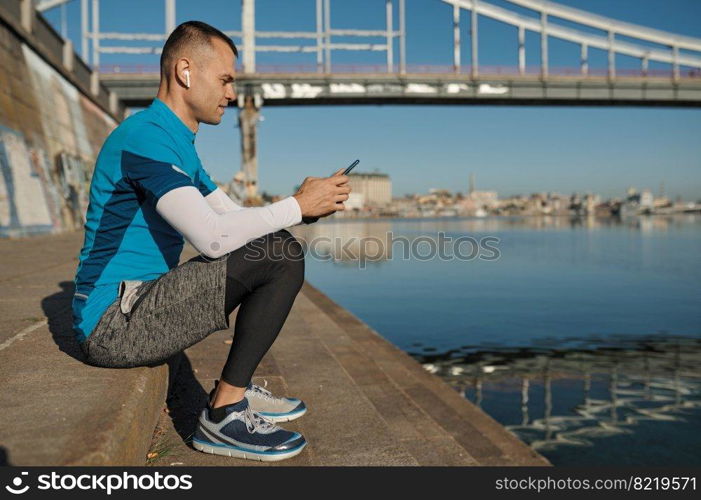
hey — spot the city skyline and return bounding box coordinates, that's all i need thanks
[309,170,694,203]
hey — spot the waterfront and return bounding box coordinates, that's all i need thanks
[292,214,701,465]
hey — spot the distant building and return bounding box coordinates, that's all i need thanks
[584,193,601,215]
[468,190,499,208]
[640,189,654,209]
[429,188,452,197]
[465,172,498,211]
[348,172,392,208]
[620,187,656,216]
[345,192,365,210]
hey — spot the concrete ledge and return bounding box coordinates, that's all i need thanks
[299,282,551,466]
[0,308,175,466]
[0,233,172,466]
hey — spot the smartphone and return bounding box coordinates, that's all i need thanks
[343,159,359,175]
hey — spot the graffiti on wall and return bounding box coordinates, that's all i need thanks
[0,127,96,236]
[0,41,116,237]
[28,147,63,232]
[57,152,91,228]
[0,128,55,236]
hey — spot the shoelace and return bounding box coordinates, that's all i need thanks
[243,406,277,434]
[248,380,277,402]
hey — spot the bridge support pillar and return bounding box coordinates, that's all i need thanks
[453,5,460,73]
[470,1,478,79]
[238,94,261,201]
[81,0,88,59]
[91,0,100,68]
[324,0,331,73]
[540,12,548,80]
[316,0,323,73]
[672,45,680,83]
[607,31,615,81]
[518,26,525,76]
[386,0,393,73]
[399,0,406,74]
[242,0,255,74]
[165,0,176,35]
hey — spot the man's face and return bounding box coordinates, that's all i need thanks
[188,37,236,125]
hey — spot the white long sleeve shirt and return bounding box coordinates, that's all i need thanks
[156,186,302,259]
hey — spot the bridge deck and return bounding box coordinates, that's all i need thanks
[101,71,701,108]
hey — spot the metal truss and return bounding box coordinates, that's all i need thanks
[444,0,701,81]
[38,0,701,82]
[52,0,406,74]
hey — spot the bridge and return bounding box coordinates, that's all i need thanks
[35,0,701,194]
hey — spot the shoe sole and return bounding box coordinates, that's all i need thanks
[259,406,308,423]
[192,438,307,462]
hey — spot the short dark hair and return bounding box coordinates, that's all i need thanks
[160,21,238,77]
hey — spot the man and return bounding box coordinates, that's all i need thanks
[72,21,351,462]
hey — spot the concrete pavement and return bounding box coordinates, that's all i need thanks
[0,232,170,466]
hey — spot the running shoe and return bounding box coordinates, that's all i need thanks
[208,379,307,423]
[193,397,306,461]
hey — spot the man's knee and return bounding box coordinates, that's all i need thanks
[272,229,305,266]
[274,229,304,258]
[242,230,304,270]
[224,230,304,294]
[267,230,305,288]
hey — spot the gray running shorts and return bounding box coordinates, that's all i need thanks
[80,254,230,368]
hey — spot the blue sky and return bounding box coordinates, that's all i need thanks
[46,0,701,200]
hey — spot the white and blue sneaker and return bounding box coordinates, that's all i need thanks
[209,379,307,423]
[193,397,307,461]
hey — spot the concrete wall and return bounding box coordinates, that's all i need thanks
[0,6,118,237]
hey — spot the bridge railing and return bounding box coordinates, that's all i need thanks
[99,64,701,79]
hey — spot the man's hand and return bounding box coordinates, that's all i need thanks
[294,167,352,224]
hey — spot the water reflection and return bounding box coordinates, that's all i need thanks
[292,220,394,263]
[410,335,701,465]
[291,214,701,265]
[295,213,700,234]
[298,214,701,464]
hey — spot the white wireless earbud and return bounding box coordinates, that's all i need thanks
[184,70,191,89]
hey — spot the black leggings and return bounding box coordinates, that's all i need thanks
[220,229,305,387]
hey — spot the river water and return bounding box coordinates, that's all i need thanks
[293,214,701,466]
